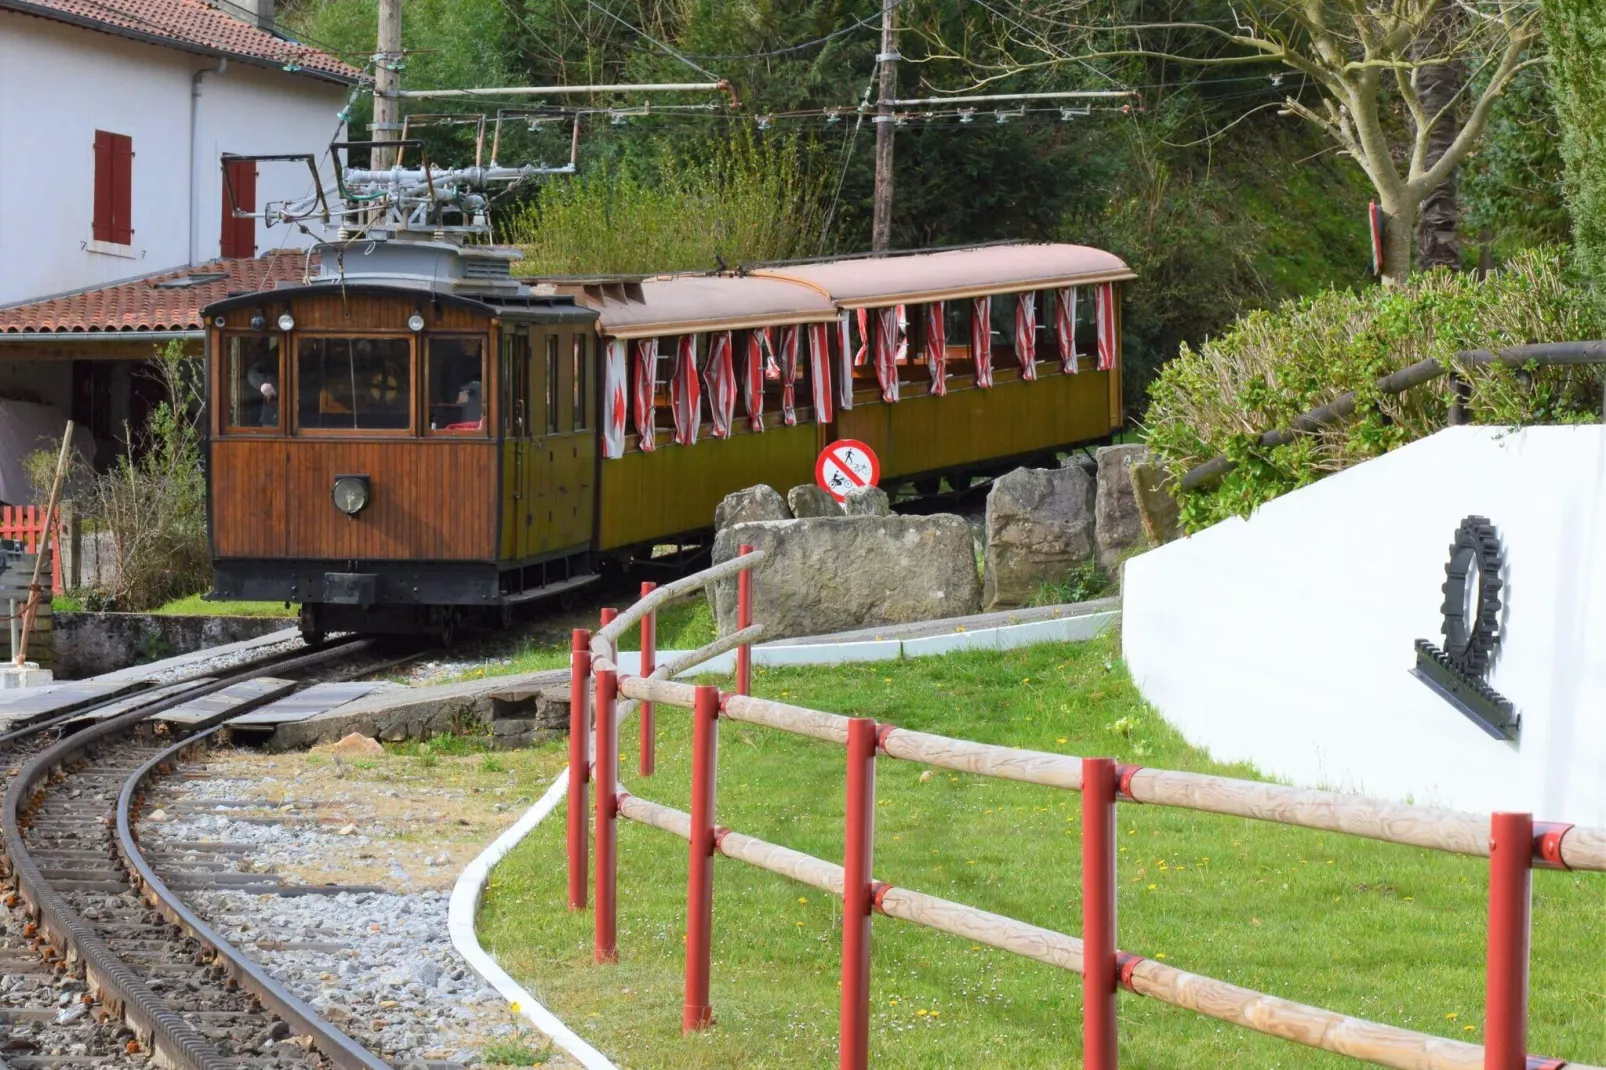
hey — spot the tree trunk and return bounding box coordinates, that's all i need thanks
[1414,8,1465,270]
[1382,197,1419,287]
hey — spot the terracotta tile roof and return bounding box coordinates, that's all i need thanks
[0,252,312,334]
[1,0,361,82]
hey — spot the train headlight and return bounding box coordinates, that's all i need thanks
[331,474,371,517]
[407,312,426,332]
[277,312,296,331]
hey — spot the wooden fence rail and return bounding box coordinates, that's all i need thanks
[569,558,1603,1070]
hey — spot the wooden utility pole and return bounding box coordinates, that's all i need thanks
[871,0,897,253]
[372,0,403,171]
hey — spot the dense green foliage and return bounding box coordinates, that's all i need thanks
[1462,61,1571,262]
[283,0,1373,405]
[504,136,822,273]
[1144,249,1606,531]
[1544,0,1606,289]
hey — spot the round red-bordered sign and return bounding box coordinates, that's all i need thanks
[815,439,881,502]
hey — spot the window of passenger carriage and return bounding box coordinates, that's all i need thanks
[295,336,412,432]
[572,333,589,430]
[221,333,281,431]
[544,334,561,434]
[426,336,485,434]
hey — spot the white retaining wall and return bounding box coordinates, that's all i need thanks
[1123,425,1606,826]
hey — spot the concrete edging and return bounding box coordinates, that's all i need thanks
[448,602,1117,1067]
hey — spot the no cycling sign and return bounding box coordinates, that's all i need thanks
[815,438,881,502]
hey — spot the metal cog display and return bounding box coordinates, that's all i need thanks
[1438,515,1503,678]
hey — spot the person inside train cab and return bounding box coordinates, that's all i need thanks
[456,381,483,428]
[244,356,278,426]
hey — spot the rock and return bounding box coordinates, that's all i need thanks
[1130,458,1182,547]
[786,484,843,519]
[712,516,981,641]
[1061,452,1098,480]
[322,732,385,759]
[981,465,1096,610]
[412,961,441,988]
[1093,444,1150,572]
[147,808,167,822]
[841,485,891,517]
[715,484,790,530]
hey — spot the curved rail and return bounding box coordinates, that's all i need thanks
[1179,340,1606,490]
[117,724,392,1070]
[0,636,375,1070]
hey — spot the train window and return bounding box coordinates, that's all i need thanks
[222,334,280,430]
[943,300,971,351]
[426,336,485,434]
[295,336,412,432]
[572,333,589,430]
[544,335,560,434]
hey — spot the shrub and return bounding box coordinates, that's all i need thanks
[29,342,210,611]
[1144,248,1606,531]
[504,134,821,275]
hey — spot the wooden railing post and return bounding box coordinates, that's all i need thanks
[1081,757,1118,1070]
[594,663,619,963]
[684,684,720,1032]
[840,718,877,1070]
[566,628,591,911]
[736,544,754,696]
[1485,811,1533,1070]
[640,581,657,777]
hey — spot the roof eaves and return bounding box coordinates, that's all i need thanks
[0,1,361,85]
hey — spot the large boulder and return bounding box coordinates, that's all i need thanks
[982,465,1096,609]
[787,484,843,518]
[712,516,981,641]
[841,485,891,517]
[1129,459,1182,546]
[1094,444,1150,572]
[715,484,789,531]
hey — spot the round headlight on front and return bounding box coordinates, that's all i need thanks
[277,312,296,331]
[407,312,426,332]
[332,474,370,516]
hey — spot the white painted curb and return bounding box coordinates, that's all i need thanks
[448,769,620,1070]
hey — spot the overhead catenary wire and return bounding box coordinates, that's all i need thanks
[576,0,725,83]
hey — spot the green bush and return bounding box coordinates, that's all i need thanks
[1545,0,1606,289]
[503,134,821,275]
[1144,248,1606,531]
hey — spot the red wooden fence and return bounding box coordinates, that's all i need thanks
[0,506,64,595]
[568,558,1603,1070]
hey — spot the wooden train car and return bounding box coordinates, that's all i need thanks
[203,240,1132,640]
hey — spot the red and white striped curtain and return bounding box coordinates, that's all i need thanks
[1055,287,1077,374]
[670,334,701,446]
[808,322,833,424]
[854,307,870,367]
[631,338,659,450]
[971,296,993,388]
[742,331,765,433]
[1095,282,1117,371]
[873,306,902,404]
[777,324,800,425]
[1014,292,1038,381]
[837,311,854,411]
[704,330,736,438]
[924,301,947,396]
[602,338,629,459]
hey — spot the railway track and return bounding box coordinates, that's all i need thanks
[0,640,399,1070]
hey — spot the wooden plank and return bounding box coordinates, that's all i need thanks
[0,681,143,730]
[229,681,383,725]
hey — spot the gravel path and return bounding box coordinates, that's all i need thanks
[138,757,571,1069]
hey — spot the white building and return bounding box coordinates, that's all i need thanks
[0,0,355,486]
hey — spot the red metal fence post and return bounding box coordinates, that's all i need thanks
[567,629,592,911]
[600,607,618,629]
[736,544,754,696]
[684,684,721,1032]
[640,581,657,777]
[1081,757,1118,1070]
[840,718,877,1070]
[594,666,619,963]
[1485,811,1533,1070]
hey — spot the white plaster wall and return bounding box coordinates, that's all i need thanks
[0,11,345,306]
[1122,425,1606,826]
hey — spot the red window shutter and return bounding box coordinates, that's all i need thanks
[92,131,112,243]
[221,160,257,258]
[108,133,132,245]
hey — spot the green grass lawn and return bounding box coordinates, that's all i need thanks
[153,593,297,616]
[477,636,1606,1069]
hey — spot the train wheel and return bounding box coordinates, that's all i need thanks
[437,612,457,648]
[299,605,325,647]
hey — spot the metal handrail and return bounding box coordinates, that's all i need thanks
[1178,340,1606,491]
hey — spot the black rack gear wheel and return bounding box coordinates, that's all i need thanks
[1439,515,1503,678]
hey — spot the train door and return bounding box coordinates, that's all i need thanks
[499,328,525,557]
[519,326,547,559]
[549,327,595,551]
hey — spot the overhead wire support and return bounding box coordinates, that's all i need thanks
[397,81,740,107]
[889,89,1139,106]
